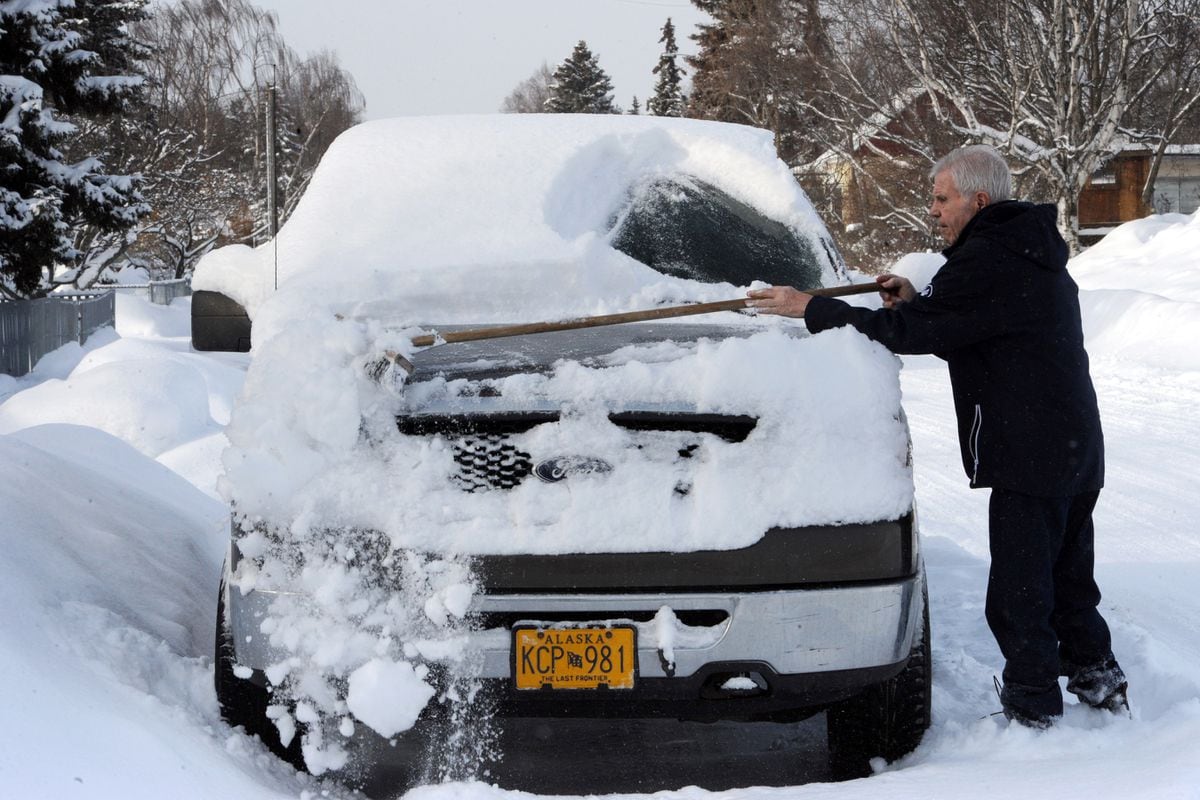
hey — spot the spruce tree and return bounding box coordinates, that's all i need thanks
[0,0,149,298]
[685,0,739,123]
[629,96,641,115]
[648,18,686,117]
[684,0,822,164]
[545,41,617,114]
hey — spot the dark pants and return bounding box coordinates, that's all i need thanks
[986,488,1113,714]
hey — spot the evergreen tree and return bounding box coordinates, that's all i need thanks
[629,96,641,115]
[648,18,686,117]
[685,0,737,123]
[545,40,616,114]
[0,0,150,298]
[684,0,823,164]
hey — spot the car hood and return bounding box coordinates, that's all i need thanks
[408,321,799,383]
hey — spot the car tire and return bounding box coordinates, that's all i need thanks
[214,574,306,771]
[826,585,931,780]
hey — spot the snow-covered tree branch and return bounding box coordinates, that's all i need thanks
[0,0,150,298]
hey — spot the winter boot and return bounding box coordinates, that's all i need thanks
[995,676,1062,729]
[1064,655,1129,715]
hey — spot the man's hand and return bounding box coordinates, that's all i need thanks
[877,273,916,308]
[746,285,812,318]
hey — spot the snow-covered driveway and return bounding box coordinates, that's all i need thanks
[894,355,1200,800]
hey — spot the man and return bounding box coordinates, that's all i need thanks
[748,144,1127,728]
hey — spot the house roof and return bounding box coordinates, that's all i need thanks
[797,87,945,175]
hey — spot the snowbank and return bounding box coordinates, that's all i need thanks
[0,297,245,456]
[0,358,217,456]
[1070,210,1200,371]
[856,212,1200,374]
[1072,211,1200,301]
[0,425,225,651]
[0,421,315,799]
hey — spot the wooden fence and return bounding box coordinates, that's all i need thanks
[0,292,115,377]
[0,279,191,377]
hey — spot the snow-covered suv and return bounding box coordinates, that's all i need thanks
[195,115,928,791]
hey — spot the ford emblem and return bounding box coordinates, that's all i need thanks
[534,456,613,483]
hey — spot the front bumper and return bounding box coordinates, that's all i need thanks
[228,573,924,704]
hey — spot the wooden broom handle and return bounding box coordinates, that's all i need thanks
[409,282,880,348]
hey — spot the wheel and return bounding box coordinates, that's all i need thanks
[826,586,931,780]
[214,574,306,770]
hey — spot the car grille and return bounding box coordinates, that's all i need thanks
[397,412,756,492]
[452,434,534,491]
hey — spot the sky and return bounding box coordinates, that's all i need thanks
[250,0,711,118]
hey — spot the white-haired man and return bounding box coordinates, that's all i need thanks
[748,144,1127,728]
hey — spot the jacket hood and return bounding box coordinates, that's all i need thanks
[946,200,1069,271]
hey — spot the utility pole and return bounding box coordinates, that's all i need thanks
[265,79,279,288]
[265,81,279,238]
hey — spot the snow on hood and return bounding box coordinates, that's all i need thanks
[224,325,914,558]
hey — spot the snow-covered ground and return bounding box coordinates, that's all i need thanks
[3,211,1200,798]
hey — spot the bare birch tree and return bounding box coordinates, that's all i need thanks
[123,0,364,277]
[881,0,1200,252]
[500,64,554,113]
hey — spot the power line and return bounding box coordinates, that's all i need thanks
[607,0,693,8]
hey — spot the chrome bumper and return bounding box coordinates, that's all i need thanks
[228,573,924,680]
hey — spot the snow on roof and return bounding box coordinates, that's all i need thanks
[1115,142,1200,156]
[192,114,840,345]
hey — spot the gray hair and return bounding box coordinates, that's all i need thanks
[930,145,1012,202]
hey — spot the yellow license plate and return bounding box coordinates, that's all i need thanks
[513,626,637,690]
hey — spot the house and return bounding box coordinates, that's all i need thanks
[794,89,960,269]
[1079,145,1200,239]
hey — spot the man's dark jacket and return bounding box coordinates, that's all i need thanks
[806,201,1104,497]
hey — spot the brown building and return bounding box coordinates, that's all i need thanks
[1079,146,1200,237]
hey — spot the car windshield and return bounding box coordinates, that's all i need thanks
[609,176,829,289]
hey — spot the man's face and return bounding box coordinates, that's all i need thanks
[929,170,987,245]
